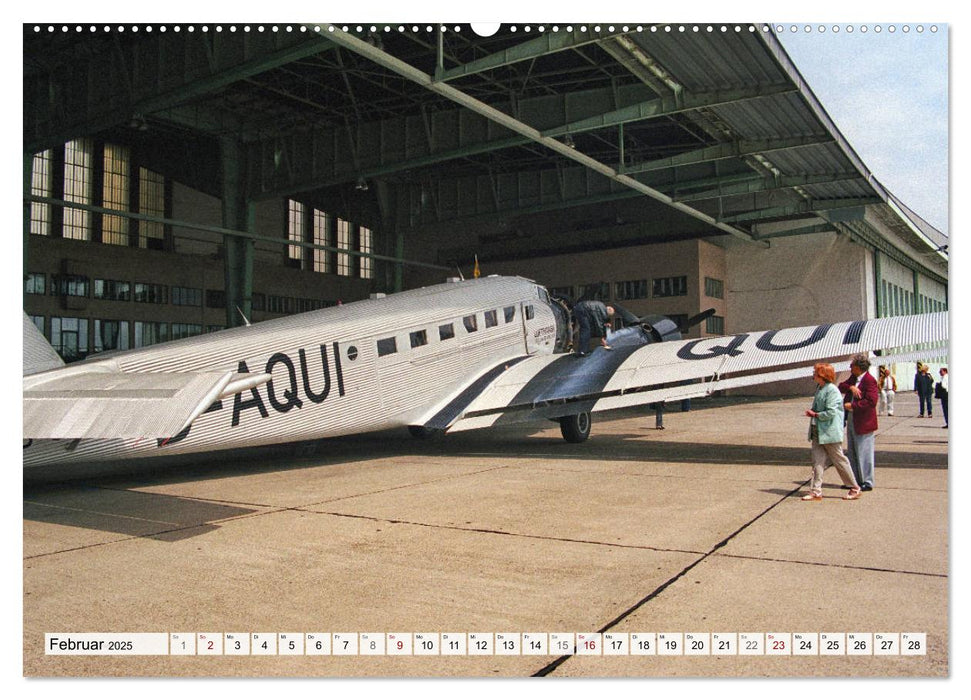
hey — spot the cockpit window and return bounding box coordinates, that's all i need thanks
[463,314,478,332]
[537,287,550,304]
[503,306,515,323]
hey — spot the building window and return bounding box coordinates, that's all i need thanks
[252,293,266,311]
[359,225,373,279]
[206,289,226,308]
[484,309,498,328]
[30,150,53,236]
[549,286,574,300]
[63,139,93,240]
[337,218,351,276]
[30,315,45,334]
[288,199,305,265]
[439,323,455,341]
[653,276,688,298]
[706,315,725,335]
[139,168,166,249]
[206,325,225,334]
[577,282,610,301]
[615,279,648,301]
[93,279,131,301]
[50,317,89,362]
[172,286,202,306]
[134,321,169,348]
[134,282,167,304]
[313,209,331,273]
[94,319,130,353]
[25,273,46,295]
[171,323,203,340]
[704,277,724,299]
[377,337,397,357]
[52,274,89,297]
[102,143,130,245]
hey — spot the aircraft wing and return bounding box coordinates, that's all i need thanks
[438,312,948,433]
[23,365,271,440]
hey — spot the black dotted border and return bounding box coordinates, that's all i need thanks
[28,24,941,36]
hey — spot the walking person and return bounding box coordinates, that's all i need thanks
[878,365,896,416]
[937,367,949,428]
[802,363,861,501]
[914,363,935,418]
[839,354,879,492]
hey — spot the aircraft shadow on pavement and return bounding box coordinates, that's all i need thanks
[23,486,256,541]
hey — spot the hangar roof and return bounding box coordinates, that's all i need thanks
[23,23,947,280]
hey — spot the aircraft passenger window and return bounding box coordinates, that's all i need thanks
[525,305,534,320]
[463,314,478,333]
[439,323,455,341]
[484,310,498,328]
[503,306,515,323]
[377,337,397,357]
[410,329,428,348]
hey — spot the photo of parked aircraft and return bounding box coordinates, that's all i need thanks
[23,274,947,467]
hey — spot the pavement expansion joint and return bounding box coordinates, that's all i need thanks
[533,479,804,677]
[295,464,518,508]
[300,509,706,556]
[711,552,947,579]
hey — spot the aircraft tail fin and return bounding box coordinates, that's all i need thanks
[23,313,65,377]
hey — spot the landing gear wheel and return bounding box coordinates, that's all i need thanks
[408,425,439,439]
[559,412,592,443]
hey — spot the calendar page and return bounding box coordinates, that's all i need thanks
[18,3,951,689]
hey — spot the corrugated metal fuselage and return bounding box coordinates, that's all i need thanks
[23,277,560,467]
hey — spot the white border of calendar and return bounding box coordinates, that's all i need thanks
[6,0,965,697]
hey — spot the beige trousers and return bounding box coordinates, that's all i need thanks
[810,439,859,495]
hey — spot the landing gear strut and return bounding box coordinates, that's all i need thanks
[559,412,592,443]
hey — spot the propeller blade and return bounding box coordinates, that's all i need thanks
[681,308,717,333]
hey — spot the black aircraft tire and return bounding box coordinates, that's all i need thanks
[559,412,592,443]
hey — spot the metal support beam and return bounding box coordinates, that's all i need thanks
[624,135,836,175]
[437,27,627,82]
[542,84,796,139]
[25,32,335,153]
[717,197,881,224]
[23,153,32,280]
[318,28,762,243]
[671,172,861,204]
[221,139,254,329]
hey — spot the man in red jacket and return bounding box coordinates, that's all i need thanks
[839,354,879,491]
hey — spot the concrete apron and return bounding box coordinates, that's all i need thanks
[23,393,948,677]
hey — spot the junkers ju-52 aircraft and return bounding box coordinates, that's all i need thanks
[23,275,946,467]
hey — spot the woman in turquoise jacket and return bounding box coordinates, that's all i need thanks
[802,363,861,501]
